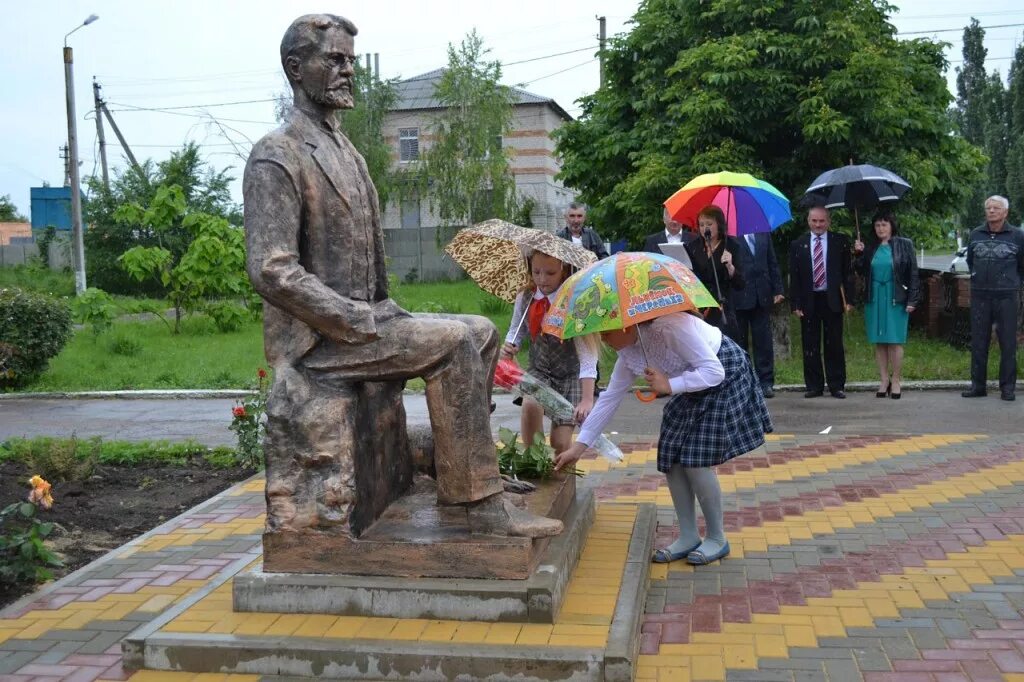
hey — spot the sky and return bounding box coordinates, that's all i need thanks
[1,0,1022,218]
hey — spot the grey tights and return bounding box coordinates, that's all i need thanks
[664,465,727,558]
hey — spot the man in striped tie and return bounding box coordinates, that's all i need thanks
[788,207,855,399]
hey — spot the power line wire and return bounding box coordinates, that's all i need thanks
[900,22,1024,35]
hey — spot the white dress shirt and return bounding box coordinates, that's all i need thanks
[505,289,598,379]
[576,312,724,447]
[665,230,683,244]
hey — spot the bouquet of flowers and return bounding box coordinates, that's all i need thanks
[494,359,624,463]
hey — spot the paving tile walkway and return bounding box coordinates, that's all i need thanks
[2,433,1024,680]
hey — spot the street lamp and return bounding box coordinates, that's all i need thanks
[64,13,99,295]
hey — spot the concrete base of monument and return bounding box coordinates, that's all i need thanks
[122,503,657,682]
[234,486,595,623]
[262,473,579,580]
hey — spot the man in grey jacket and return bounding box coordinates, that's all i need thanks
[555,203,608,260]
[962,195,1024,401]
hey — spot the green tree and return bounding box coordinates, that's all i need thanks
[0,195,27,222]
[554,0,986,248]
[1005,42,1024,223]
[83,143,239,295]
[954,19,989,146]
[420,30,520,230]
[116,184,254,333]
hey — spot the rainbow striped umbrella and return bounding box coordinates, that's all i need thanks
[663,171,792,236]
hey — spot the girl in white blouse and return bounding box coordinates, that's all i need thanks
[554,311,772,565]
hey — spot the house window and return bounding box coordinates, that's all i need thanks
[483,134,503,160]
[399,128,419,162]
[400,198,421,229]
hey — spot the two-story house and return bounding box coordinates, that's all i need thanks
[380,68,577,234]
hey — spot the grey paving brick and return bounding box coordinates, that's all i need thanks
[0,638,55,652]
[789,648,860,660]
[852,647,891,672]
[907,627,949,650]
[758,658,827,671]
[0,650,39,673]
[77,630,126,654]
[822,658,863,682]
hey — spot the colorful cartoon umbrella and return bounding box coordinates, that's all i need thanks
[663,171,792,236]
[444,219,598,302]
[542,252,718,402]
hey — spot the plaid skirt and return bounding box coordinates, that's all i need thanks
[529,333,581,427]
[657,335,773,472]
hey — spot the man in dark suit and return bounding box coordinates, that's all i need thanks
[730,232,785,398]
[788,207,855,399]
[642,208,696,253]
[556,203,608,259]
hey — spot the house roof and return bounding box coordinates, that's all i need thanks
[393,68,573,121]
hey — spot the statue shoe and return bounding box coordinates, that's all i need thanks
[467,493,563,538]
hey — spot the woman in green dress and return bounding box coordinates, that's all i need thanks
[853,210,921,399]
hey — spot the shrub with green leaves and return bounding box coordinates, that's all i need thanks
[0,287,73,389]
[0,436,240,470]
[71,287,117,337]
[0,501,62,586]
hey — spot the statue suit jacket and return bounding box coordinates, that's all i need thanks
[730,233,784,311]
[243,108,398,367]
[788,231,855,314]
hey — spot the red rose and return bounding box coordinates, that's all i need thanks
[257,368,267,379]
[493,358,524,389]
[232,406,247,418]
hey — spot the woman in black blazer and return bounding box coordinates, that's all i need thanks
[853,209,921,399]
[685,205,744,336]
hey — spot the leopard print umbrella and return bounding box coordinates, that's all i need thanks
[444,219,598,302]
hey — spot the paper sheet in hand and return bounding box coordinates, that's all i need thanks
[658,242,693,268]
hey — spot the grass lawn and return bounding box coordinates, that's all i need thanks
[16,278,1011,392]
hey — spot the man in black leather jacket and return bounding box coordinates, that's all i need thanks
[962,195,1024,401]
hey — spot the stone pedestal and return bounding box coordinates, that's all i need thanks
[263,474,578,579]
[236,486,594,623]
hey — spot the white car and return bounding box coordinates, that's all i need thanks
[950,246,968,273]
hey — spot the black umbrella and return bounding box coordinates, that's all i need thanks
[801,163,911,240]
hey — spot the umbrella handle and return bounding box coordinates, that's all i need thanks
[634,388,658,403]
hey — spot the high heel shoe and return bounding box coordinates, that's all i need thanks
[890,381,901,399]
[876,384,890,398]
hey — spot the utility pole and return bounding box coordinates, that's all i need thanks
[63,13,98,296]
[597,16,607,87]
[99,102,144,178]
[64,43,87,294]
[92,78,109,189]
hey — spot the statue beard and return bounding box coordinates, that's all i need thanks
[305,82,353,110]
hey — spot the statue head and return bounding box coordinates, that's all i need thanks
[281,14,359,111]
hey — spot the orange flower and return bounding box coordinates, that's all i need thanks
[232,406,247,418]
[27,475,53,510]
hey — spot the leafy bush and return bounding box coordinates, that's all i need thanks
[0,288,73,389]
[0,500,62,586]
[71,287,117,337]
[204,301,246,333]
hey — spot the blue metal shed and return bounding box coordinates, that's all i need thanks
[30,186,72,231]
